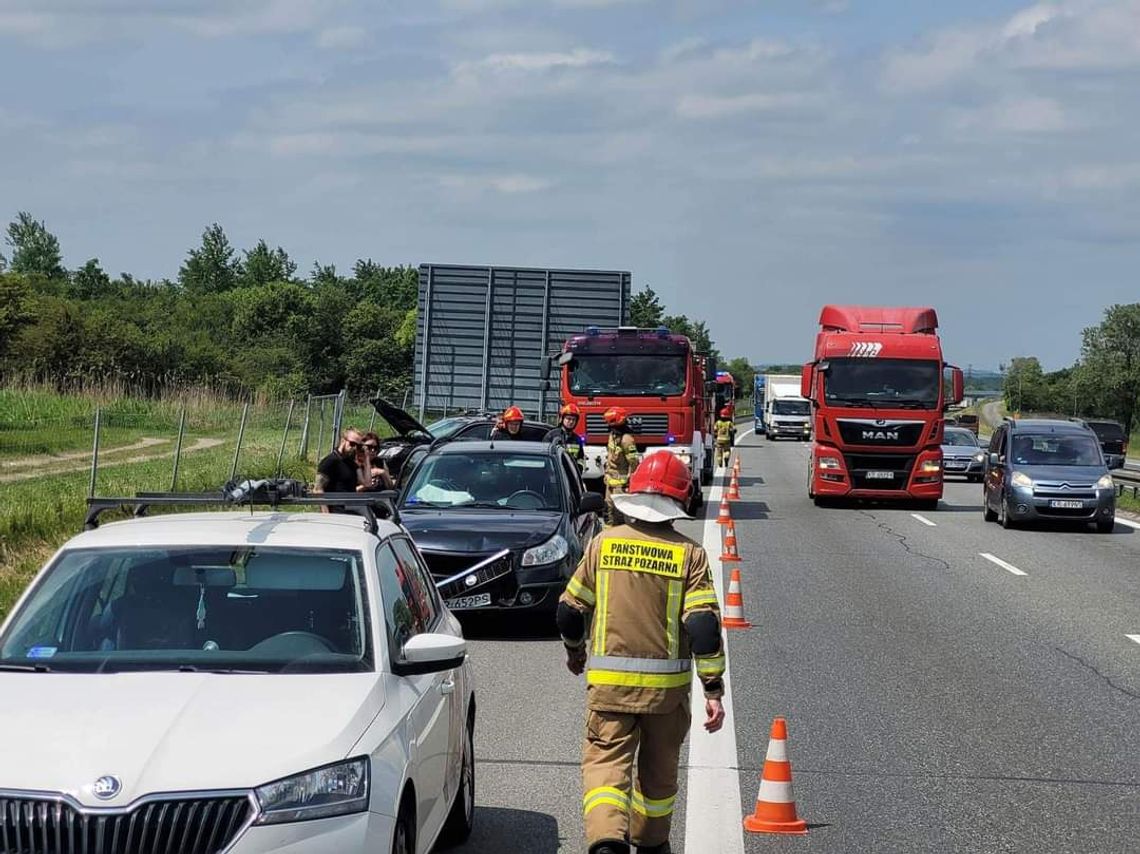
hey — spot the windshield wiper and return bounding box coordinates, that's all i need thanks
[174,665,270,674]
[0,663,52,672]
[455,501,506,509]
[826,397,875,407]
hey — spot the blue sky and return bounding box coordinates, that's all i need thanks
[3,1,1139,370]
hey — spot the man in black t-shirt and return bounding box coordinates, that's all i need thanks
[315,428,365,512]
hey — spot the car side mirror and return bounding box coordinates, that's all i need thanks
[577,492,606,516]
[539,355,552,381]
[392,633,467,677]
[988,452,1000,466]
[800,364,813,400]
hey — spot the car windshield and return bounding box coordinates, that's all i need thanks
[944,430,979,447]
[568,354,688,396]
[0,546,371,674]
[1011,434,1103,467]
[824,358,941,408]
[403,451,562,511]
[1086,422,1125,442]
[772,399,810,416]
[426,417,468,439]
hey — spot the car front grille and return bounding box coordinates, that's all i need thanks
[843,453,916,491]
[1033,481,1096,500]
[836,419,925,447]
[0,794,252,854]
[584,413,670,436]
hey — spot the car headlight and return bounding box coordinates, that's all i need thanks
[818,456,841,470]
[1096,474,1115,490]
[972,452,985,463]
[255,757,370,825]
[522,534,569,567]
[919,459,941,473]
[1011,471,1033,489]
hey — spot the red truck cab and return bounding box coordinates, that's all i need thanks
[802,306,963,507]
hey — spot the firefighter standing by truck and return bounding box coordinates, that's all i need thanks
[557,452,727,854]
[491,405,526,440]
[546,403,586,467]
[714,408,734,468]
[603,407,640,526]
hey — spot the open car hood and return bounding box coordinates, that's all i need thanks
[372,398,433,438]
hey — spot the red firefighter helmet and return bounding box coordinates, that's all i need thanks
[720,407,731,419]
[502,405,524,424]
[559,403,581,418]
[603,406,629,427]
[628,451,692,504]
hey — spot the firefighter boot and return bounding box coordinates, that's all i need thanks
[590,844,631,854]
[638,844,671,854]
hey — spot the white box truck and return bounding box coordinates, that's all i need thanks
[764,373,812,440]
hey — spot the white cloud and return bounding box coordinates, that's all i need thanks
[438,173,554,193]
[316,25,368,50]
[952,96,1069,134]
[455,47,615,76]
[675,91,817,119]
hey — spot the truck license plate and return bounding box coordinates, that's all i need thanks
[1049,500,1083,509]
[866,471,894,480]
[446,592,492,610]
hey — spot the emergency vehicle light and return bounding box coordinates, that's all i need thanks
[586,326,600,336]
[656,326,669,338]
[667,435,676,444]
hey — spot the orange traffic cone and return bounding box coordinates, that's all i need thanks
[721,567,751,629]
[744,717,808,835]
[733,456,742,475]
[726,471,742,501]
[716,496,732,526]
[720,520,742,562]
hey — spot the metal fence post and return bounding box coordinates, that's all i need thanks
[230,402,250,481]
[88,408,103,498]
[170,407,187,491]
[276,399,296,477]
[298,395,312,459]
[315,399,327,461]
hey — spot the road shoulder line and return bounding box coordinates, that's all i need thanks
[980,552,1027,576]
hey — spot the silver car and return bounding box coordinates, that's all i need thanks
[941,426,986,482]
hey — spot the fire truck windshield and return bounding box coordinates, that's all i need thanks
[823,358,941,409]
[568,354,688,396]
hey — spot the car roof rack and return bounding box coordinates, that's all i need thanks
[83,479,400,535]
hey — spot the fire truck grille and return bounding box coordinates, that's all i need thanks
[585,413,669,436]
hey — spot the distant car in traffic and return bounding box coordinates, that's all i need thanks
[370,398,552,486]
[398,440,604,614]
[983,418,1116,532]
[941,426,986,482]
[0,503,477,853]
[1072,418,1128,470]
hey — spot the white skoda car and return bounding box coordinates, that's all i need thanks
[0,509,475,853]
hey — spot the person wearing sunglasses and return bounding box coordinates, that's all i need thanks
[356,431,395,492]
[315,428,368,512]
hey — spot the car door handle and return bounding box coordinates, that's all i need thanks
[439,679,456,695]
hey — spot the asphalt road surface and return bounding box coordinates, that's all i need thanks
[457,433,1140,853]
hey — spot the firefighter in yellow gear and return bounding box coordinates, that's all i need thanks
[558,451,727,854]
[714,407,734,468]
[603,406,640,527]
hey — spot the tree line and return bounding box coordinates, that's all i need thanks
[0,212,747,406]
[1002,304,1140,436]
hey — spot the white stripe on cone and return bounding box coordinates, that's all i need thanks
[756,779,795,803]
[765,739,787,763]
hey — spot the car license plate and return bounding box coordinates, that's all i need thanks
[1049,499,1083,509]
[945,461,966,469]
[865,471,894,480]
[446,592,492,610]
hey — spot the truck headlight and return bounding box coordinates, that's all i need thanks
[919,459,941,473]
[522,534,569,567]
[255,757,370,824]
[1096,474,1114,490]
[1011,472,1033,489]
[818,456,841,470]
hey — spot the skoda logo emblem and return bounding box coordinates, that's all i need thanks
[92,775,121,800]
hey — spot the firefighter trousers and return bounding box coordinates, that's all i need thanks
[716,441,730,467]
[581,704,691,850]
[604,485,627,527]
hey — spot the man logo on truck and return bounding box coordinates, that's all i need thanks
[862,429,900,441]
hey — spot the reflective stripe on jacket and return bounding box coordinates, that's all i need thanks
[559,521,725,714]
[604,433,639,488]
[714,419,733,444]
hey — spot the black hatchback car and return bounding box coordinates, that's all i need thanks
[397,440,605,613]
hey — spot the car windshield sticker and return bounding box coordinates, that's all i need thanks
[27,646,57,659]
[599,539,684,578]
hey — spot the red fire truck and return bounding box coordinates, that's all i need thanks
[802,305,963,508]
[548,326,716,509]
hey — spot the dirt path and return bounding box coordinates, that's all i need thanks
[2,437,170,470]
[0,438,225,484]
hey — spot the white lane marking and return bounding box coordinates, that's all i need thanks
[911,513,937,527]
[1113,517,1140,530]
[684,472,745,854]
[1126,634,1140,646]
[980,552,1027,576]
